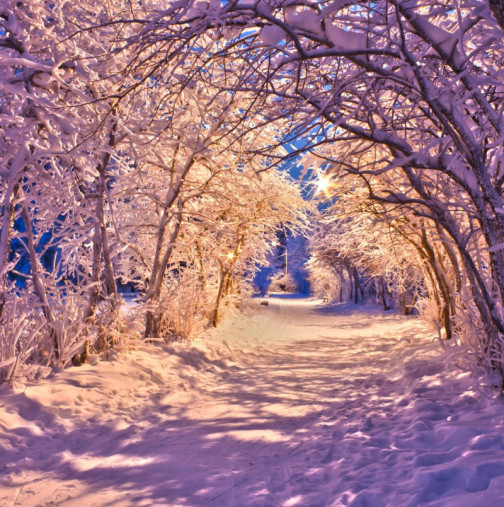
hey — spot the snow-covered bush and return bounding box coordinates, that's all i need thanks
[415,297,445,341]
[152,272,212,342]
[0,291,46,384]
[267,271,299,293]
[308,264,345,303]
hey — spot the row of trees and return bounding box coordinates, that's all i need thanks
[3,0,504,387]
[307,167,452,335]
[0,1,310,383]
[113,0,504,384]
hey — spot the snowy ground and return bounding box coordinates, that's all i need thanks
[2,295,504,506]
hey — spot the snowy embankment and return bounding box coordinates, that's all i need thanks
[2,296,504,506]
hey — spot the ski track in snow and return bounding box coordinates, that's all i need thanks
[2,295,504,506]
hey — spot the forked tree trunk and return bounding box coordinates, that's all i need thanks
[78,116,120,364]
[144,209,184,339]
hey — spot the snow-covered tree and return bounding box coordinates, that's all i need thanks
[118,0,504,382]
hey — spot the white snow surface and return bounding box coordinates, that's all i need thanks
[2,295,504,506]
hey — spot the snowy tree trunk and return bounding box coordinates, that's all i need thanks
[85,124,119,322]
[379,277,392,311]
[20,203,60,359]
[212,236,244,327]
[72,118,121,364]
[0,146,26,316]
[144,207,184,339]
[418,229,454,340]
[352,268,360,304]
[344,264,354,304]
[212,263,228,328]
[142,148,196,339]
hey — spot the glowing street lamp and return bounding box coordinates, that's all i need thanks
[315,174,333,196]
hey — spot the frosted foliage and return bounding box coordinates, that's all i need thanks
[308,196,424,311]
[108,75,310,338]
[3,0,504,389]
[0,0,310,382]
[154,272,211,341]
[152,0,504,384]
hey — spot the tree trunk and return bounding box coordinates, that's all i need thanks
[212,236,244,327]
[144,208,184,339]
[20,204,61,359]
[379,277,392,311]
[213,265,228,328]
[0,147,26,317]
[78,116,120,364]
[419,228,454,340]
[352,267,360,304]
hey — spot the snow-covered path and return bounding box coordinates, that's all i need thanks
[2,296,504,506]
